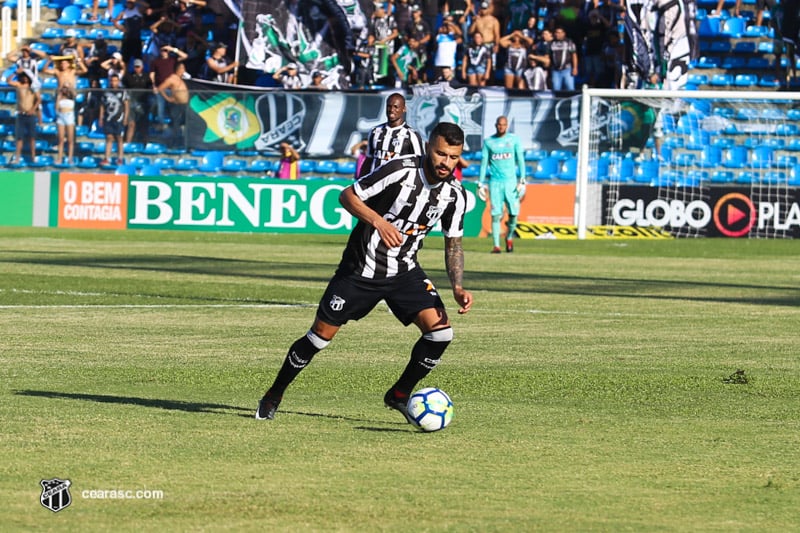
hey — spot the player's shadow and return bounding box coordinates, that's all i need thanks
[15,389,253,415]
[16,390,407,428]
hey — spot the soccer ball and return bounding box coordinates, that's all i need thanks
[407,387,453,432]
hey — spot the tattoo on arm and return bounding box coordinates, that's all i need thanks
[444,237,464,289]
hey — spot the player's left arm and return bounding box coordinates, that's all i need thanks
[444,236,472,314]
[515,136,526,182]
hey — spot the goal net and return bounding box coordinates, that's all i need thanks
[576,88,800,239]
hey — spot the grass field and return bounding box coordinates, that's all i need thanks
[1,227,799,531]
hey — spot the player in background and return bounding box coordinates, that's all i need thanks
[256,122,473,422]
[478,115,526,253]
[358,92,425,178]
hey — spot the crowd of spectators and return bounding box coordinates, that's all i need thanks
[351,0,628,90]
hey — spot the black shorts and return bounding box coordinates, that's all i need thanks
[103,121,125,137]
[15,114,37,140]
[316,268,445,327]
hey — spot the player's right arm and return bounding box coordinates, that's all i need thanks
[339,186,403,248]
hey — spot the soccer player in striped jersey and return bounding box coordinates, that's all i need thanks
[358,92,425,178]
[257,122,474,422]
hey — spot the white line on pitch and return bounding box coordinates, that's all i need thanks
[0,304,315,309]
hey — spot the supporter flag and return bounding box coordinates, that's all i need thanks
[238,0,368,78]
[187,92,261,149]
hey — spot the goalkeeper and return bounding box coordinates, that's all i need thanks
[478,115,527,253]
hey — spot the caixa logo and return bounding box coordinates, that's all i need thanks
[612,199,712,229]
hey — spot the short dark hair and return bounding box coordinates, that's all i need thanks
[430,122,464,146]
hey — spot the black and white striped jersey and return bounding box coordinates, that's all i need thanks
[365,122,425,173]
[339,156,467,280]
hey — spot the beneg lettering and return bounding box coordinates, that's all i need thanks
[129,180,353,231]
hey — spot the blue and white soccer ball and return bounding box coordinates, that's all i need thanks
[407,387,453,432]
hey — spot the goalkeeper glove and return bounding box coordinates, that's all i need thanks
[477,184,488,202]
[516,180,527,199]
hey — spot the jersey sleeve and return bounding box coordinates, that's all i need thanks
[439,182,468,238]
[353,157,416,201]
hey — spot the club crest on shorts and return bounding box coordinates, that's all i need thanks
[40,478,72,513]
[329,294,345,312]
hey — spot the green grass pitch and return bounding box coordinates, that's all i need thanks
[1,227,799,531]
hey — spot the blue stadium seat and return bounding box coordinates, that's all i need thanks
[556,157,577,181]
[550,149,573,161]
[76,156,99,169]
[711,137,734,149]
[198,151,225,173]
[695,56,720,69]
[41,27,65,40]
[138,164,163,176]
[336,160,357,176]
[57,6,84,25]
[735,107,759,121]
[686,170,709,184]
[762,171,786,184]
[676,112,705,134]
[709,40,732,53]
[115,164,137,175]
[760,137,785,149]
[173,157,199,171]
[744,24,768,37]
[758,108,786,121]
[672,152,696,166]
[734,74,757,87]
[698,16,720,37]
[463,150,482,161]
[790,166,800,186]
[314,160,337,174]
[711,170,734,183]
[746,56,770,70]
[710,73,733,87]
[533,157,560,180]
[29,155,54,168]
[735,171,757,184]
[776,123,798,136]
[732,41,755,54]
[523,149,547,161]
[758,75,781,88]
[124,142,144,154]
[722,146,748,168]
[787,138,800,151]
[299,160,317,174]
[246,159,272,174]
[687,73,708,86]
[750,146,774,168]
[633,159,659,184]
[221,158,247,173]
[152,157,175,170]
[777,155,798,167]
[687,130,712,150]
[143,142,167,155]
[722,56,746,68]
[129,156,151,169]
[462,165,480,179]
[757,40,774,54]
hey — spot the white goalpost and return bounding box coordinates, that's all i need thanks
[576,87,800,239]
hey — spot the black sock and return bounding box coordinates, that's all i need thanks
[267,334,323,397]
[392,334,449,395]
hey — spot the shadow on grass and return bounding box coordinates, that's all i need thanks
[16,390,410,428]
[237,410,410,429]
[6,253,800,308]
[15,389,251,415]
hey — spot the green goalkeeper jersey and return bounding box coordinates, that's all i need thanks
[478,133,525,186]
